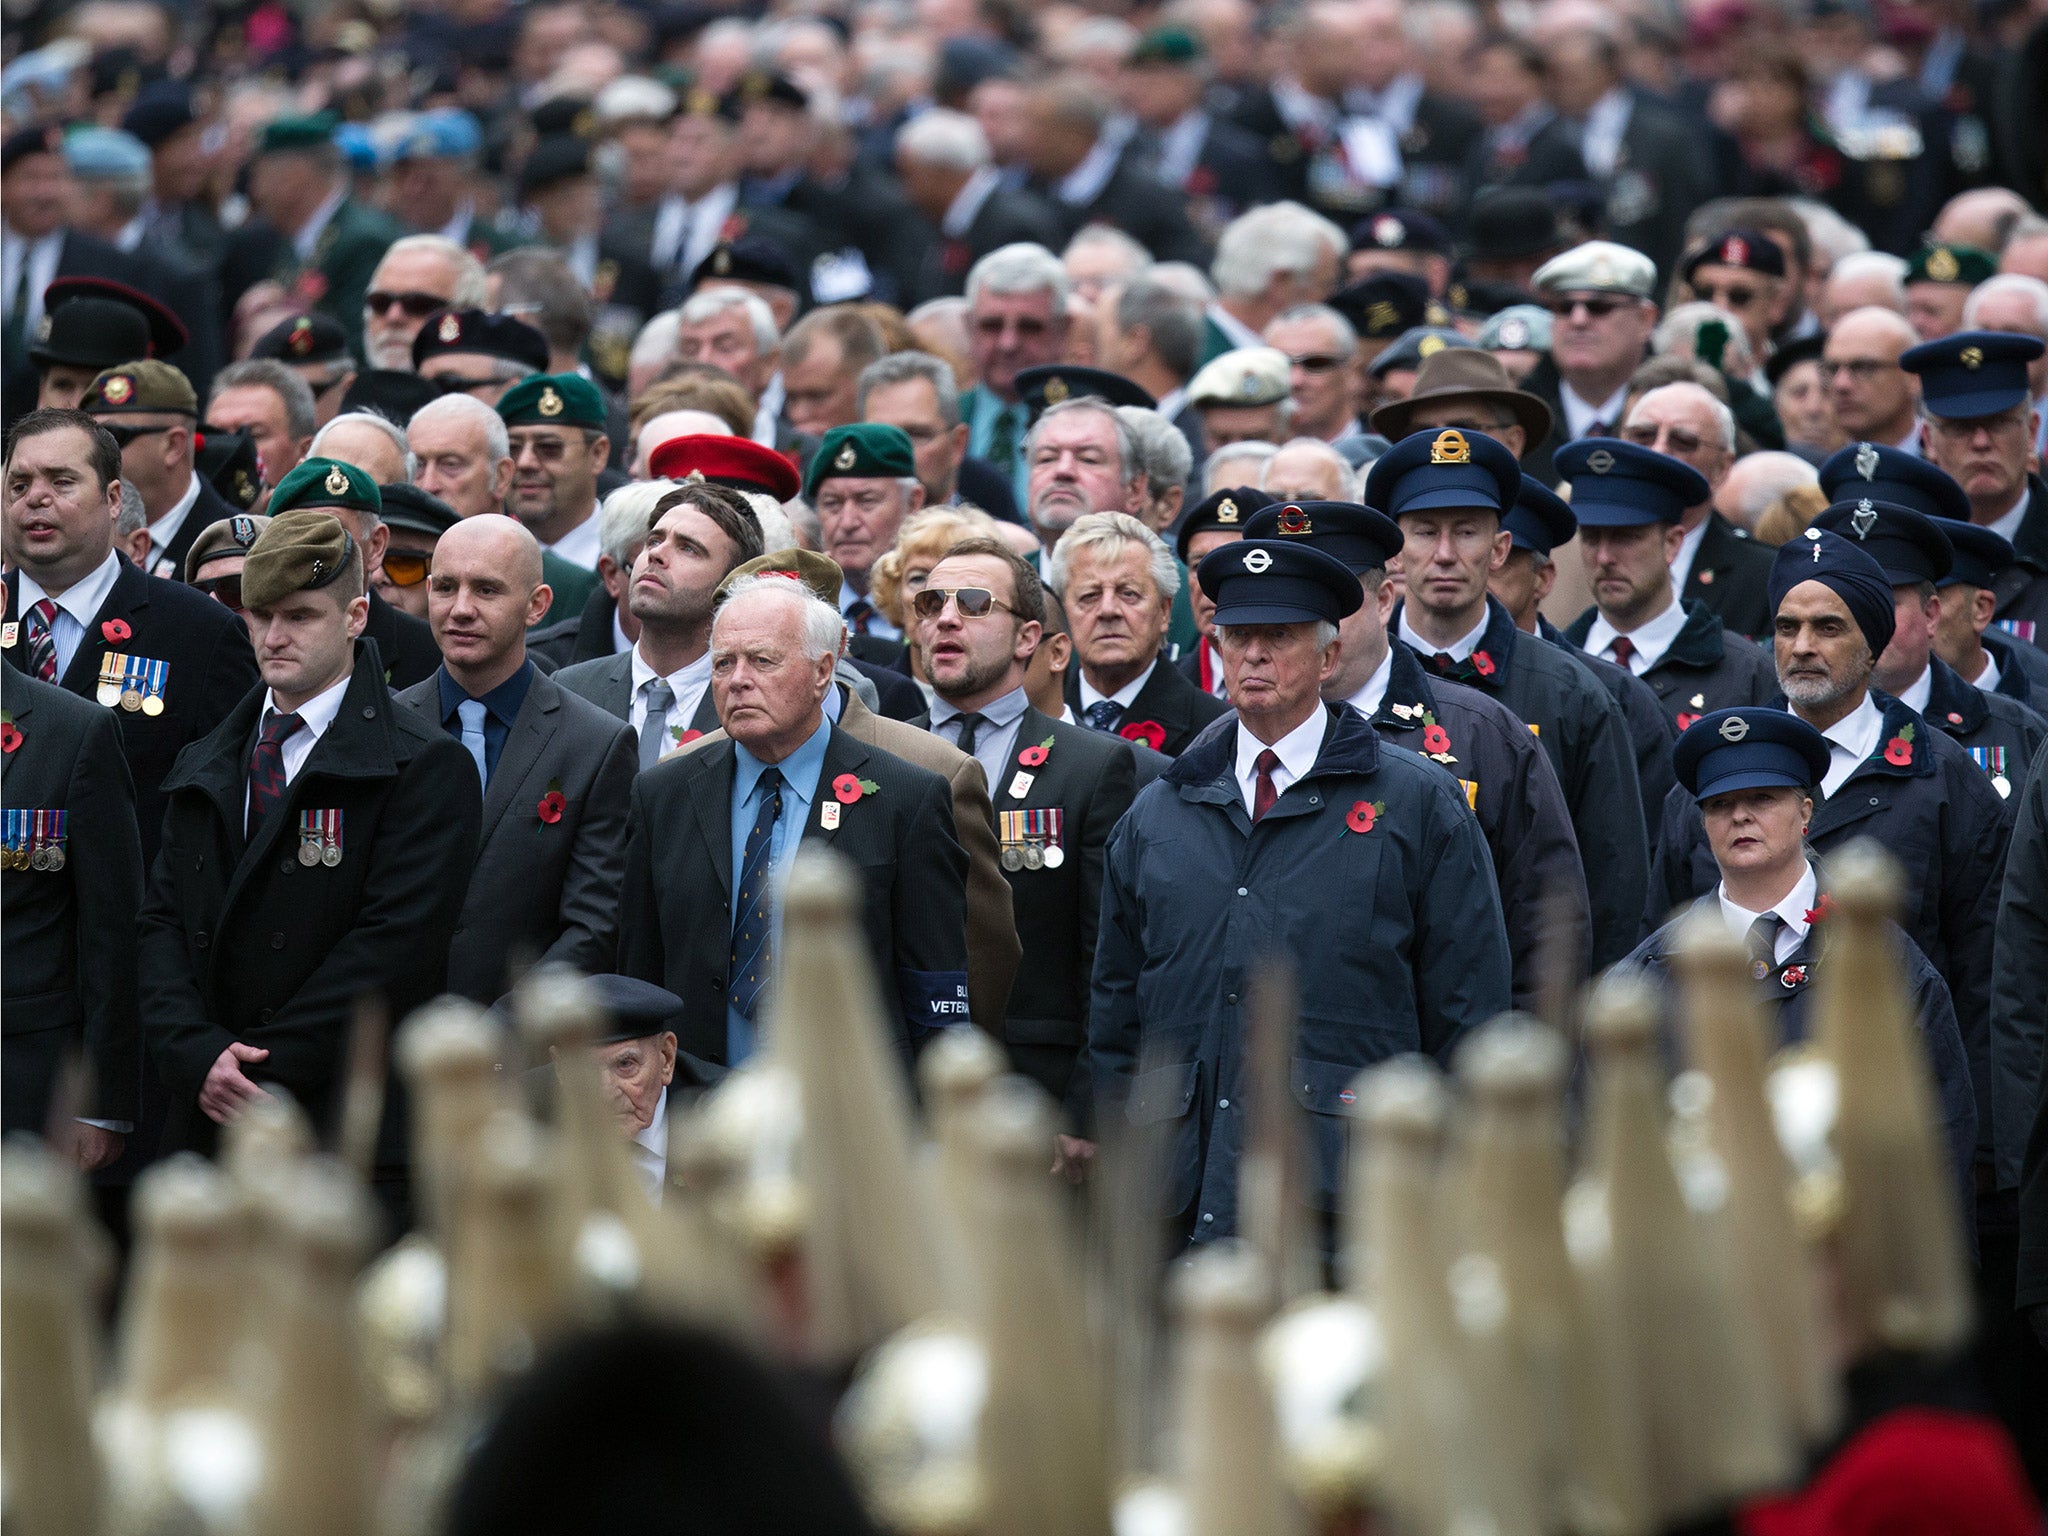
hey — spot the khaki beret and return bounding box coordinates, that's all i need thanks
[183,514,271,582]
[242,510,357,611]
[717,546,845,606]
[83,358,198,416]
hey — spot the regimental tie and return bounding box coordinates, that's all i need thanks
[729,767,783,1022]
[1747,912,1784,980]
[844,596,877,637]
[1252,748,1281,822]
[1608,635,1637,671]
[246,710,303,835]
[1083,699,1125,734]
[23,598,59,683]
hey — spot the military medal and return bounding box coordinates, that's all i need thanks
[1023,844,1044,870]
[140,658,167,716]
[97,654,124,707]
[321,809,342,866]
[1000,845,1024,872]
[43,811,64,871]
[29,810,50,870]
[119,655,145,712]
[1967,745,2012,797]
[1041,843,1064,869]
[3,810,21,869]
[299,809,322,865]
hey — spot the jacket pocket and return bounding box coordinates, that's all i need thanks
[1127,1058,1202,1217]
[1127,1059,1199,1124]
[1292,1054,1366,1205]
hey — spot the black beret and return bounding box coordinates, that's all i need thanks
[689,236,802,295]
[31,276,186,367]
[376,483,461,540]
[339,370,441,426]
[1,123,66,171]
[1013,364,1155,421]
[121,82,196,147]
[1175,486,1271,565]
[520,134,593,197]
[251,311,350,367]
[413,307,549,374]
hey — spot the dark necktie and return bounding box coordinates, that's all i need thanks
[1084,699,1124,734]
[639,679,675,771]
[1585,420,1612,438]
[23,598,59,683]
[845,597,876,637]
[986,403,1020,471]
[247,710,304,836]
[1746,912,1784,979]
[1608,635,1636,671]
[953,711,985,757]
[3,253,32,369]
[729,768,784,1023]
[1427,651,1459,677]
[1252,748,1281,822]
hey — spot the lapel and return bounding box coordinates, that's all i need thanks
[0,668,33,785]
[1003,705,1060,804]
[1808,693,1935,838]
[796,724,865,856]
[1923,656,1987,737]
[2008,476,2048,572]
[1686,515,1735,594]
[53,557,150,697]
[483,672,560,835]
[687,684,720,734]
[684,741,738,901]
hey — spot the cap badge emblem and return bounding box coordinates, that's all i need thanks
[1216,497,1239,524]
[1277,506,1310,534]
[1242,548,1273,573]
[1591,255,1614,283]
[1043,376,1069,405]
[1367,300,1398,331]
[230,515,259,547]
[289,317,313,355]
[1373,214,1402,247]
[324,464,350,496]
[834,442,857,470]
[1429,429,1471,465]
[1855,443,1879,480]
[1926,247,1960,282]
[1851,499,1877,538]
[1960,345,1983,370]
[438,312,461,343]
[712,248,732,275]
[1719,716,1750,742]
[537,386,563,417]
[34,313,50,341]
[1418,335,1445,358]
[1586,448,1615,474]
[234,470,254,502]
[1498,317,1528,348]
[1240,373,1261,399]
[101,374,133,406]
[1723,235,1748,266]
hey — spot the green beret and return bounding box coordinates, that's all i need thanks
[83,359,196,416]
[268,456,384,519]
[1906,243,1996,287]
[496,372,606,429]
[242,510,356,610]
[1130,26,1202,65]
[803,423,916,497]
[256,112,340,157]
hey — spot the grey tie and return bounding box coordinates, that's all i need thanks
[1746,912,1784,978]
[639,678,676,770]
[457,698,489,787]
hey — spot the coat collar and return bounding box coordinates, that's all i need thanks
[1921,655,1988,736]
[6,556,152,693]
[1982,630,2034,705]
[2009,475,2048,572]
[1560,596,1726,668]
[1371,640,1444,728]
[1791,689,1937,798]
[1167,700,1379,798]
[1389,594,1519,692]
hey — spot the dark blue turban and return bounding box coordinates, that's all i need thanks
[1768,527,1897,658]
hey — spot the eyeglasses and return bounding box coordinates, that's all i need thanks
[193,574,243,611]
[381,550,432,587]
[307,371,353,394]
[1817,358,1893,382]
[508,433,579,462]
[1620,422,1709,454]
[1696,283,1760,308]
[1926,409,2030,442]
[972,316,1051,338]
[97,422,180,448]
[1545,294,1633,320]
[1287,352,1348,373]
[911,585,1016,620]
[365,289,452,319]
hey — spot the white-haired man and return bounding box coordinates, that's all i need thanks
[1816,251,1909,328]
[617,573,971,1077]
[1204,200,1346,358]
[362,233,488,370]
[676,285,788,449]
[896,109,1065,305]
[1025,397,1148,567]
[1964,274,2048,459]
[961,243,1072,505]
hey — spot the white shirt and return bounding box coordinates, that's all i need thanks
[145,473,205,578]
[1155,385,1188,424]
[631,1087,668,1204]
[2,226,62,340]
[610,607,632,656]
[629,644,714,741]
[1155,110,1211,190]
[1234,707,1328,817]
[1888,422,1923,458]
[752,374,785,447]
[1347,73,1423,136]
[1585,590,1686,675]
[435,200,479,247]
[1668,515,1712,595]
[1815,692,1885,798]
[544,505,603,570]
[1986,484,2029,545]
[1579,87,1635,180]
[16,549,123,681]
[1895,664,1933,716]
[651,181,738,276]
[1055,135,1122,209]
[1207,301,1263,353]
[1968,646,2002,695]
[1397,607,1489,663]
[1717,860,1818,969]
[1559,379,1632,440]
[940,166,1002,239]
[1079,657,1158,715]
[1342,646,1394,720]
[244,671,352,824]
[291,182,349,263]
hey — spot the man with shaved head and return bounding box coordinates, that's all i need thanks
[395,514,638,1003]
[1261,437,1356,501]
[1822,307,1924,454]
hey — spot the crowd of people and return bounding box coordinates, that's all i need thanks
[5,0,2048,1525]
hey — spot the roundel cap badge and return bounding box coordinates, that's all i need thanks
[1586,448,1615,474]
[834,442,857,470]
[1276,505,1310,534]
[101,374,133,406]
[1043,376,1069,405]
[1960,345,1983,370]
[1373,214,1402,247]
[537,386,564,417]
[1723,235,1748,265]
[324,464,350,496]
[712,248,732,275]
[34,312,51,342]
[1498,317,1528,349]
[1429,429,1471,465]
[1215,497,1239,524]
[1241,547,1273,573]
[1719,715,1750,742]
[438,312,462,343]
[289,317,313,356]
[1855,442,1879,480]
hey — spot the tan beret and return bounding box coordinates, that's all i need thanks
[242,510,356,611]
[717,546,844,607]
[183,514,271,582]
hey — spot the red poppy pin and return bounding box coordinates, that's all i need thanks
[833,773,881,805]
[1120,719,1167,751]
[1676,712,1701,731]
[1882,723,1915,767]
[1803,893,1835,926]
[1946,711,1963,725]
[537,779,566,825]
[1018,734,1053,768]
[669,726,703,748]
[1344,799,1385,835]
[1471,651,1495,677]
[1781,965,1808,989]
[291,268,329,304]
[100,618,131,644]
[0,712,19,754]
[1421,722,1452,757]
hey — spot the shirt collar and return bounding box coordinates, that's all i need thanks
[265,668,352,740]
[1055,135,1122,207]
[942,165,1003,237]
[1817,691,1884,764]
[1987,484,2029,543]
[292,181,349,262]
[1718,860,1819,949]
[1344,646,1394,719]
[734,712,832,806]
[1348,73,1422,132]
[1895,663,1933,716]
[439,657,536,728]
[1236,706,1327,783]
[19,547,122,628]
[1397,606,1489,662]
[148,473,205,560]
[1585,588,1686,671]
[633,1080,669,1159]
[1079,657,1157,710]
[1559,379,1631,438]
[931,682,1030,731]
[631,642,712,695]
[1669,514,1711,591]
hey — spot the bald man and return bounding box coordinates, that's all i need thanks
[1822,307,1925,453]
[395,515,639,1002]
[1261,437,1357,501]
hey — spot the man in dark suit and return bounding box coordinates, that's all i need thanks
[1120,27,1272,243]
[396,515,636,1003]
[1055,510,1228,756]
[81,359,239,585]
[139,499,480,1178]
[618,575,970,1080]
[895,109,1067,305]
[1463,33,1588,206]
[3,407,258,864]
[1,666,144,1161]
[920,535,1137,1117]
[1023,77,1210,267]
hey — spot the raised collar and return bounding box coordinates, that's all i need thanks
[1168,699,1380,793]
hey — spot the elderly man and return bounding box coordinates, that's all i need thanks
[1263,303,1363,443]
[1555,439,1776,732]
[1905,331,2048,639]
[1522,241,1660,449]
[361,234,488,372]
[1202,202,1347,361]
[411,308,549,408]
[805,422,922,653]
[1964,276,2048,459]
[895,108,1065,304]
[1928,519,2048,706]
[1085,535,1508,1246]
[1680,229,1790,364]
[1619,380,1778,636]
[1822,307,1923,454]
[1369,347,1557,479]
[408,393,515,521]
[1054,510,1227,756]
[1024,396,1148,567]
[1186,346,1292,447]
[81,359,237,581]
[858,351,1020,523]
[396,514,636,1003]
[618,575,971,1077]
[961,244,1071,506]
[1815,252,1910,328]
[1370,426,1648,969]
[1903,243,1996,344]
[206,360,318,515]
[779,308,886,443]
[1100,276,1209,457]
[564,977,690,1203]
[676,287,785,449]
[1261,437,1356,502]
[248,312,355,429]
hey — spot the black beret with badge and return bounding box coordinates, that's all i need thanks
[412,307,550,374]
[1681,228,1788,283]
[251,312,350,367]
[1013,364,1156,421]
[1329,271,1431,341]
[198,427,264,510]
[31,277,188,369]
[1196,538,1365,625]
[241,509,359,611]
[1175,486,1272,565]
[689,236,804,295]
[339,370,442,426]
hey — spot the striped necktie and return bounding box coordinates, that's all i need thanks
[729,768,784,1023]
[247,710,304,835]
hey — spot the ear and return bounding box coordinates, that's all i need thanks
[345,593,371,638]
[588,432,611,473]
[1487,525,1513,573]
[491,456,515,501]
[526,582,554,628]
[1663,522,1686,563]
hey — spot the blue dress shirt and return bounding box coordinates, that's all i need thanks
[726,713,832,1064]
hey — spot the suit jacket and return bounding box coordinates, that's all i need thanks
[1602,96,1714,287]
[4,556,259,863]
[911,185,1068,304]
[138,642,482,1159]
[395,666,637,1002]
[527,584,622,671]
[3,229,152,431]
[219,196,403,356]
[683,687,1018,1035]
[142,473,238,583]
[553,647,722,737]
[617,722,970,1076]
[1463,114,1588,205]
[1038,159,1212,267]
[365,589,441,691]
[1063,654,1230,757]
[1681,513,1777,640]
[1,667,145,1130]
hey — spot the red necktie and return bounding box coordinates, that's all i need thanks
[23,598,59,683]
[246,710,303,835]
[1609,635,1636,670]
[1252,748,1281,822]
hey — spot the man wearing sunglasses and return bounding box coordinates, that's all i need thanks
[360,234,487,372]
[1679,230,1790,366]
[83,360,240,584]
[183,512,267,632]
[372,484,458,623]
[1263,303,1364,444]
[1522,240,1660,455]
[496,371,612,592]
